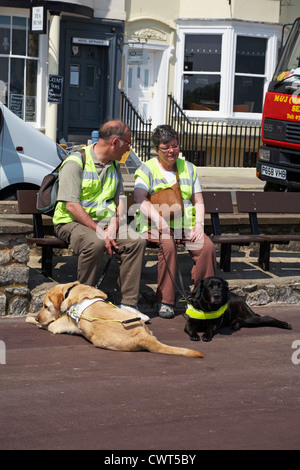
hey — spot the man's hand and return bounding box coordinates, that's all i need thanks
[96,219,118,255]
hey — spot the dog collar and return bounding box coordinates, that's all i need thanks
[186,303,228,320]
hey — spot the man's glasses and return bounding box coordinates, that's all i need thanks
[158,144,180,153]
[119,137,132,148]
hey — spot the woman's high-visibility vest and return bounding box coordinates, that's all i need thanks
[53,145,118,225]
[134,157,197,232]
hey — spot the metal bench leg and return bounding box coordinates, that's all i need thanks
[220,244,231,272]
[258,241,270,271]
[41,246,53,277]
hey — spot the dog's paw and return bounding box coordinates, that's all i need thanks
[26,316,39,326]
[231,321,241,331]
[189,334,200,342]
[201,334,212,342]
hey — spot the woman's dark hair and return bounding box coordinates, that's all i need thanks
[152,125,178,149]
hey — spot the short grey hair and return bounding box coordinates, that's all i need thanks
[152,125,178,149]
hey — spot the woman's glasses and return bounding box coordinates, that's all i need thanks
[158,144,180,153]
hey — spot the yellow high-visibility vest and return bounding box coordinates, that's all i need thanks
[185,303,228,320]
[53,145,118,225]
[134,157,197,232]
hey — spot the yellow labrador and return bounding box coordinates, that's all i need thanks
[27,282,203,358]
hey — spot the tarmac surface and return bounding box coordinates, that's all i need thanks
[1,167,300,451]
[1,307,299,451]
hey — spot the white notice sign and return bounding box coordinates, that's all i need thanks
[31,6,45,32]
[72,37,109,47]
[128,49,144,65]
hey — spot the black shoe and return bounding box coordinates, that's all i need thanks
[158,303,175,319]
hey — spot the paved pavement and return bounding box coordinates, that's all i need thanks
[1,307,299,450]
[197,166,265,191]
[1,167,300,451]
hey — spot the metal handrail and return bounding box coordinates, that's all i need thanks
[167,94,262,167]
[120,91,261,167]
[120,91,152,161]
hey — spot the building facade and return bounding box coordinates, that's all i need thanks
[123,0,299,129]
[0,0,299,148]
[0,0,125,143]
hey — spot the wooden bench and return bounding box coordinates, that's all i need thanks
[203,191,264,272]
[17,190,67,277]
[235,191,300,271]
[17,189,300,277]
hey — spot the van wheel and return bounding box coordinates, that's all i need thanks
[1,189,17,200]
[0,184,39,201]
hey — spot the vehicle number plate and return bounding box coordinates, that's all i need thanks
[261,165,286,180]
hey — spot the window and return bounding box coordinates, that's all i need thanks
[176,23,278,119]
[183,34,222,111]
[0,15,39,121]
[234,36,267,113]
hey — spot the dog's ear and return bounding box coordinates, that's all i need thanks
[188,280,203,306]
[49,291,64,311]
[61,284,108,313]
[222,279,229,291]
[63,282,79,299]
[59,282,80,312]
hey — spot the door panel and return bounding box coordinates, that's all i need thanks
[126,49,166,127]
[127,51,156,120]
[68,44,107,134]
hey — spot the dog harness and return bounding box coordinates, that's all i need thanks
[67,298,104,332]
[66,298,141,332]
[185,303,228,320]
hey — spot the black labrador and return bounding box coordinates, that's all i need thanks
[184,276,292,342]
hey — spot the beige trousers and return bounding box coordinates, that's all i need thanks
[55,222,146,307]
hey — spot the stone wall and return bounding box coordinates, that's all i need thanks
[1,214,300,317]
[0,219,31,316]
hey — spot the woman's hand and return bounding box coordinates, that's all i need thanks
[188,222,204,242]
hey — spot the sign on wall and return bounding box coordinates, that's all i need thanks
[48,75,64,103]
[128,49,145,65]
[30,5,47,34]
[72,37,109,47]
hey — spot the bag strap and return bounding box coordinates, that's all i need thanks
[79,149,86,168]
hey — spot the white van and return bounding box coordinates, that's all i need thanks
[0,102,67,199]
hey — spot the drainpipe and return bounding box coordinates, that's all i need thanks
[45,11,60,142]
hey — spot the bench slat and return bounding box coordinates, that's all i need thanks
[17,189,67,277]
[236,191,300,271]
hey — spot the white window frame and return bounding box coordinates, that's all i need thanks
[0,10,47,129]
[175,20,279,121]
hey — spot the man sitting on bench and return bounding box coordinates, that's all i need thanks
[53,120,148,322]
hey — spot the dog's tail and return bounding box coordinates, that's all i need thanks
[142,335,203,358]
